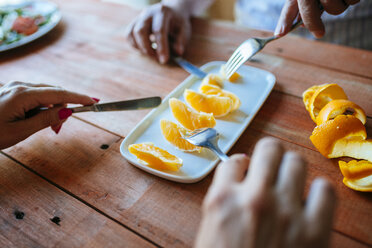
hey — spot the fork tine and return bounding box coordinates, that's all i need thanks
[225,53,243,74]
[224,48,241,71]
[226,56,245,78]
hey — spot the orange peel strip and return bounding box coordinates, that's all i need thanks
[316,99,366,126]
[305,83,348,122]
[310,115,367,158]
[339,160,372,192]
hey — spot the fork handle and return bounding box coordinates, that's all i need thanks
[209,145,229,162]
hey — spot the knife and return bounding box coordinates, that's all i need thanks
[173,56,207,79]
[70,96,162,113]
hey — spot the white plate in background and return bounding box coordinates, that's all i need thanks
[0,0,61,52]
[120,61,276,183]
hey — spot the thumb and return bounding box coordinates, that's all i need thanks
[13,107,72,141]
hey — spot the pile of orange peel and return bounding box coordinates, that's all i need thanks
[129,68,241,172]
[303,83,371,192]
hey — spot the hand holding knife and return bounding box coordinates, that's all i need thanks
[69,96,162,113]
[25,96,162,118]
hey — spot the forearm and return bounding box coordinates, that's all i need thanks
[162,0,215,16]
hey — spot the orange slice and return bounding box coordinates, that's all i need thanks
[316,99,366,126]
[199,84,241,111]
[160,120,202,152]
[228,72,241,82]
[184,89,233,117]
[220,65,242,82]
[201,74,224,87]
[339,160,372,192]
[305,84,348,122]
[310,115,367,158]
[169,98,216,130]
[128,143,182,171]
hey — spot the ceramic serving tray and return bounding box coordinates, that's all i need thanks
[120,61,276,183]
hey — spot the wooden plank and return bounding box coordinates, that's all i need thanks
[3,118,208,247]
[0,153,155,248]
[0,0,370,140]
[3,118,372,246]
[183,38,372,117]
[330,232,369,248]
[191,18,372,79]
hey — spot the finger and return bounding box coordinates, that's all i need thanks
[244,137,284,192]
[51,122,63,134]
[213,154,249,188]
[298,0,325,38]
[5,81,54,89]
[171,18,190,56]
[133,19,156,57]
[25,87,96,108]
[304,178,336,247]
[10,106,71,143]
[152,11,171,64]
[276,152,307,205]
[320,0,348,15]
[275,0,299,37]
[125,20,139,49]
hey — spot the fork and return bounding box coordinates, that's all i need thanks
[223,20,303,79]
[182,128,229,162]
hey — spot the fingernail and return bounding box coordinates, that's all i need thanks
[54,125,62,134]
[274,23,284,37]
[159,55,167,64]
[58,108,72,120]
[92,97,100,102]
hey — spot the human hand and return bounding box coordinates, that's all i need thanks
[126,3,191,64]
[195,137,336,248]
[0,81,98,149]
[275,0,360,38]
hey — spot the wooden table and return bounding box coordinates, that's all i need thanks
[1,0,371,247]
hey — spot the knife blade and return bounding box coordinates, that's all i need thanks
[173,57,207,79]
[70,96,162,113]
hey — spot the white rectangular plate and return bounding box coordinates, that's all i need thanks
[120,61,275,183]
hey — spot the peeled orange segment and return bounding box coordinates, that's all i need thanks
[316,99,366,126]
[169,98,216,130]
[220,65,242,82]
[310,115,367,158]
[128,143,182,171]
[199,84,241,111]
[228,72,241,82]
[339,160,372,192]
[184,89,233,117]
[339,160,372,180]
[306,84,348,122]
[331,139,372,161]
[201,74,224,87]
[160,120,202,152]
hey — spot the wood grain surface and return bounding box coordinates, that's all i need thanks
[0,0,371,247]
